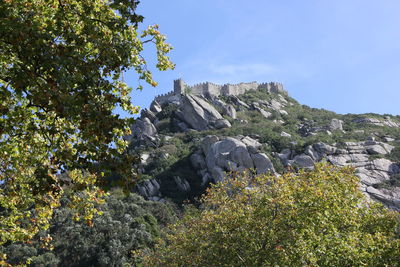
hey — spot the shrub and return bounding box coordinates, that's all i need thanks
[157,104,179,120]
[144,164,400,266]
[2,193,176,266]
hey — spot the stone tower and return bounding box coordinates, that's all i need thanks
[173,79,186,95]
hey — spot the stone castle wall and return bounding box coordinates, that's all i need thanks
[154,91,181,105]
[154,79,286,104]
[222,82,259,96]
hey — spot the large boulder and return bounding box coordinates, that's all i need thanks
[179,95,231,130]
[212,99,226,110]
[241,136,262,153]
[251,153,275,174]
[214,118,232,129]
[201,135,220,155]
[198,136,276,182]
[140,108,157,122]
[277,149,294,164]
[329,119,343,131]
[126,118,158,144]
[204,137,245,170]
[292,154,315,169]
[327,154,369,166]
[313,142,336,155]
[366,186,400,211]
[305,145,322,161]
[228,95,250,110]
[224,105,237,119]
[366,145,389,155]
[174,176,191,193]
[150,100,162,113]
[356,168,391,185]
[190,152,206,169]
[268,99,284,110]
[135,179,161,199]
[370,159,399,174]
[210,137,246,155]
[229,146,254,169]
[255,107,272,119]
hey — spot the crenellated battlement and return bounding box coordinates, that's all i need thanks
[154,90,180,105]
[175,79,286,97]
[154,79,287,104]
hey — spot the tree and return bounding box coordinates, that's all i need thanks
[2,192,177,266]
[0,0,174,250]
[144,164,400,266]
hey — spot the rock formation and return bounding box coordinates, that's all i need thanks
[128,79,400,211]
[191,136,275,184]
[176,95,231,130]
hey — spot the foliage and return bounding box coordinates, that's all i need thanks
[0,0,174,247]
[237,86,274,103]
[144,164,400,266]
[218,89,345,154]
[140,136,202,202]
[142,138,192,178]
[1,192,177,266]
[388,146,400,163]
[156,103,179,121]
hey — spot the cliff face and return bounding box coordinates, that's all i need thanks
[129,80,400,210]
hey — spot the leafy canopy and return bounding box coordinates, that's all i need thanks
[0,0,174,248]
[144,164,400,266]
[2,192,177,266]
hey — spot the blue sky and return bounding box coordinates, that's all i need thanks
[123,0,400,116]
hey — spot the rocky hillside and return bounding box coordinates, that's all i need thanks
[5,80,400,266]
[127,81,400,210]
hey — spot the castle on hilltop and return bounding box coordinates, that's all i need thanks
[154,79,287,104]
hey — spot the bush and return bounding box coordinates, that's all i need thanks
[144,164,400,266]
[2,192,176,266]
[389,146,400,163]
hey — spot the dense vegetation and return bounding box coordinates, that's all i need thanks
[1,191,176,266]
[144,164,400,266]
[4,164,399,266]
[0,0,174,250]
[2,2,400,266]
[2,87,400,265]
